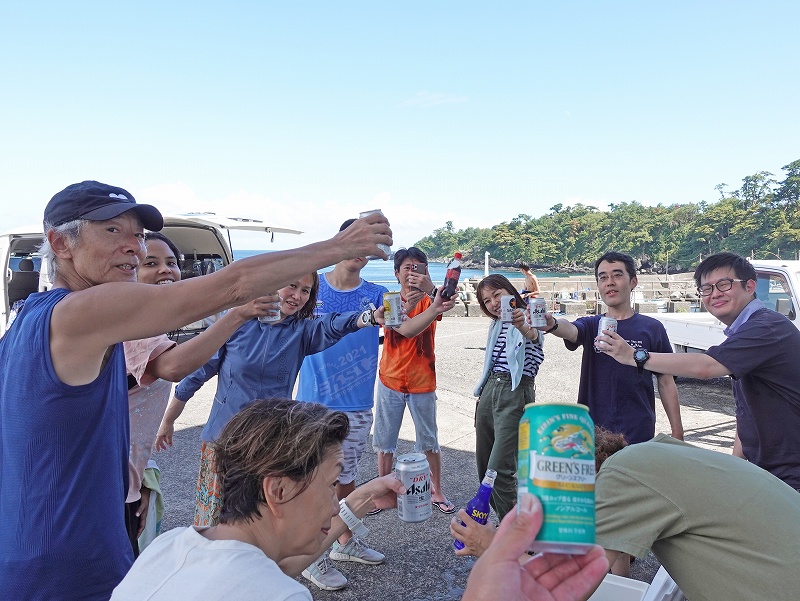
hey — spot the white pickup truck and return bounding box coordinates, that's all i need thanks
[651,260,800,353]
[1,213,301,339]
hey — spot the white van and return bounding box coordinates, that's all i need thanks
[1,213,301,338]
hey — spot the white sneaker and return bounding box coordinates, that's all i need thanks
[330,537,385,565]
[302,551,348,591]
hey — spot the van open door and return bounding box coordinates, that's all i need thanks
[1,214,302,339]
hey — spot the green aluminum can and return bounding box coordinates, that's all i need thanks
[517,402,595,554]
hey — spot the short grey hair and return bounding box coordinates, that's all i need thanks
[39,219,86,284]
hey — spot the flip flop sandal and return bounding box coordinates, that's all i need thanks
[433,500,457,514]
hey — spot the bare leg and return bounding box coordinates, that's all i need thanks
[336,481,357,545]
[426,450,448,504]
[610,552,631,577]
[378,451,394,478]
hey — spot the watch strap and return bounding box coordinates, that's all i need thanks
[338,499,369,538]
[635,350,650,374]
[544,320,559,334]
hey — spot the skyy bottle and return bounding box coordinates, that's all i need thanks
[453,469,496,550]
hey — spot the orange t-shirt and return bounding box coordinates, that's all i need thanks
[379,295,441,394]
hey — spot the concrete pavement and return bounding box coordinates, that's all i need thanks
[154,315,736,600]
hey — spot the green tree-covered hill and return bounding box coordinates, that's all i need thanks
[415,160,800,272]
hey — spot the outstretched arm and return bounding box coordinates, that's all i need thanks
[146,295,280,382]
[392,288,455,338]
[537,312,580,344]
[49,213,392,386]
[600,331,732,379]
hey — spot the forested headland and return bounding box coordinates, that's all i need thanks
[415,160,800,273]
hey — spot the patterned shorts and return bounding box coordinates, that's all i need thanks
[194,441,222,527]
[339,409,374,485]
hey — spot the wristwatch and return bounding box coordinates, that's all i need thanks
[359,309,372,327]
[633,349,650,374]
[544,320,559,334]
[338,499,369,538]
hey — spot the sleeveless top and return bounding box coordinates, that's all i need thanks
[0,289,133,600]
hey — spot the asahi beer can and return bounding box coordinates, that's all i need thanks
[500,295,516,323]
[359,209,391,260]
[594,315,618,352]
[395,453,432,523]
[257,294,282,323]
[518,402,595,554]
[383,292,403,328]
[528,297,547,328]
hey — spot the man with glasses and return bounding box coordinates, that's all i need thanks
[602,252,800,491]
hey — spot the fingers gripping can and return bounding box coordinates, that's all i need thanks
[395,453,432,523]
[257,294,282,323]
[359,209,391,260]
[518,403,595,554]
[528,297,547,328]
[594,316,618,352]
[383,291,403,327]
[500,295,516,323]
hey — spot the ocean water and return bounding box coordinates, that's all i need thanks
[234,250,570,292]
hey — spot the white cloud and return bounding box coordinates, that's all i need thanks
[135,183,458,252]
[399,91,468,108]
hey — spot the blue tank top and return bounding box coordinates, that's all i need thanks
[0,289,133,600]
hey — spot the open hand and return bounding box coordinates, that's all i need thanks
[462,493,608,601]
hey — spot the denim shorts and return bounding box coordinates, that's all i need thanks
[339,409,374,485]
[373,380,440,454]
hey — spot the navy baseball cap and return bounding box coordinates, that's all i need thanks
[44,180,164,231]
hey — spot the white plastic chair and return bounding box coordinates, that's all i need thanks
[641,566,686,601]
[588,566,686,601]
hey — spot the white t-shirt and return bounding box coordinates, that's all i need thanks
[111,526,312,601]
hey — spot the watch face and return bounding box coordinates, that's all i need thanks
[634,349,648,362]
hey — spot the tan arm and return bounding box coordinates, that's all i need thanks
[656,373,684,440]
[49,216,392,385]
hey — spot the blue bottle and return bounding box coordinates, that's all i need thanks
[453,469,496,550]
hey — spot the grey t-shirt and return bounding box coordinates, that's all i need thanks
[596,435,800,600]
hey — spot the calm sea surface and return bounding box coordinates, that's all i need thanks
[234,250,572,292]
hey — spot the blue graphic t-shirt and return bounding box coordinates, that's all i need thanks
[297,274,387,411]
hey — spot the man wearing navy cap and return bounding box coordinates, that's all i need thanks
[0,181,393,600]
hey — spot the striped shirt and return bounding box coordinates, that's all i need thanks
[491,322,545,378]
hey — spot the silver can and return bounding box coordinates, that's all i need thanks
[383,291,403,327]
[500,295,517,323]
[395,453,432,523]
[359,209,391,260]
[594,315,618,352]
[528,297,547,328]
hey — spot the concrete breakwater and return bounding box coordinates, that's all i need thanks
[448,273,701,318]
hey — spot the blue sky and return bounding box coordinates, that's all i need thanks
[1,1,798,250]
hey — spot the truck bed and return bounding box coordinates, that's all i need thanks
[650,312,726,353]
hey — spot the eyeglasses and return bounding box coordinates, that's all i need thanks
[697,278,745,297]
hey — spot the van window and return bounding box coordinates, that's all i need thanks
[9,256,43,272]
[755,272,795,321]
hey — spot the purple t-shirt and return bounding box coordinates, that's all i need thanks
[565,313,672,444]
[706,308,800,488]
